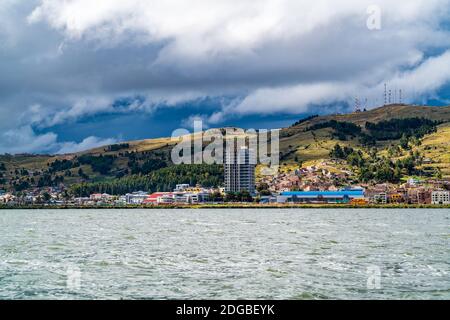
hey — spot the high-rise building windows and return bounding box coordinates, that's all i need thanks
[224,146,256,194]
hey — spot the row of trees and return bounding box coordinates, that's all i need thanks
[291,115,319,127]
[128,158,167,175]
[48,159,77,173]
[307,120,362,140]
[224,191,253,202]
[105,143,130,152]
[78,155,116,175]
[307,118,439,147]
[365,118,438,141]
[69,164,224,197]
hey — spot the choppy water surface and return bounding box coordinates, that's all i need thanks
[0,209,449,300]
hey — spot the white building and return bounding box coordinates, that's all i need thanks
[90,193,114,201]
[186,192,210,204]
[170,192,210,204]
[431,191,450,205]
[373,193,388,204]
[174,184,190,192]
[126,191,149,204]
[157,194,175,204]
[172,192,189,203]
[407,178,420,186]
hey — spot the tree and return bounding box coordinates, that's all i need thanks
[330,144,345,159]
[238,190,253,202]
[400,134,410,150]
[69,164,223,196]
[347,151,364,167]
[259,190,272,196]
[435,168,443,180]
[225,192,237,202]
[13,180,30,192]
[257,183,270,192]
[42,192,51,202]
[210,191,224,202]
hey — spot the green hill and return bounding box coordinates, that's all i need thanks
[1,104,449,193]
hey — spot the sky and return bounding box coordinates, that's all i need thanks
[1,0,450,154]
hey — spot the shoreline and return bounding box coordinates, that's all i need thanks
[1,204,449,210]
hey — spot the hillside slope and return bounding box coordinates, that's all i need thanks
[1,104,449,192]
[276,105,450,179]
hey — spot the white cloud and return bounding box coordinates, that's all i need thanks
[36,96,115,127]
[227,49,450,116]
[231,83,353,115]
[0,126,117,155]
[27,1,449,54]
[388,50,450,97]
[56,136,117,154]
[0,126,58,154]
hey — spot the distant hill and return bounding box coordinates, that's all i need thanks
[1,104,449,193]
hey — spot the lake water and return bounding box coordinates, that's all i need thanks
[0,209,449,300]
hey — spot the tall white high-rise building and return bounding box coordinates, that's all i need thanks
[224,146,256,194]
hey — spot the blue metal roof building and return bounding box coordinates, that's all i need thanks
[281,191,364,197]
[279,190,365,204]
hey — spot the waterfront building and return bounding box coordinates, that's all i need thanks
[189,192,210,204]
[431,191,450,205]
[372,192,388,204]
[157,194,175,204]
[143,191,211,205]
[90,193,114,201]
[143,192,170,204]
[388,192,405,203]
[224,146,256,194]
[278,190,365,204]
[350,198,369,205]
[125,191,149,204]
[407,188,431,204]
[117,196,127,205]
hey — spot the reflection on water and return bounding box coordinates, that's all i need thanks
[0,209,449,300]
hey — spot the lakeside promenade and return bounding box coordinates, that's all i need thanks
[1,203,449,210]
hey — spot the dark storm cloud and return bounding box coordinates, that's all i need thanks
[1,0,450,153]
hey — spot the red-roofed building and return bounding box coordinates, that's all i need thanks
[143,192,172,204]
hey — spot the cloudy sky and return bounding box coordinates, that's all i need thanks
[1,0,450,154]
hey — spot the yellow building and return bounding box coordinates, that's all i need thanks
[350,198,368,206]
